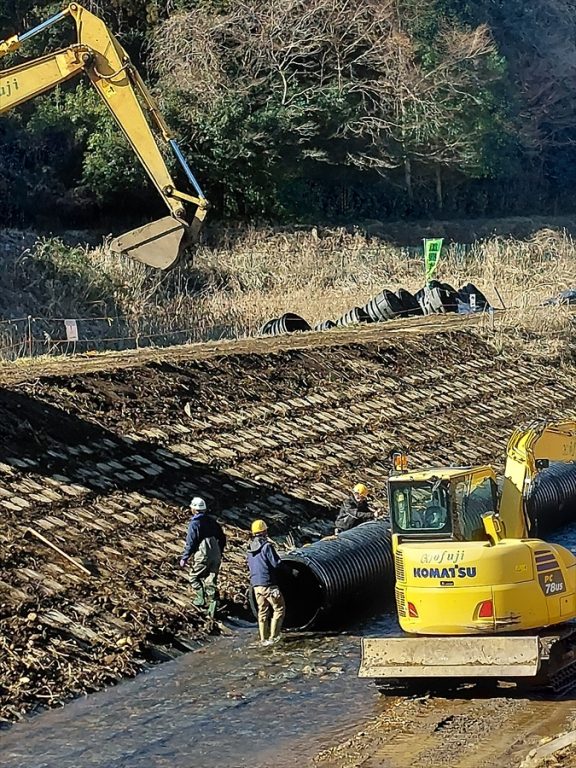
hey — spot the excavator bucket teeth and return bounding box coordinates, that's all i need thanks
[110,216,190,270]
[360,636,541,679]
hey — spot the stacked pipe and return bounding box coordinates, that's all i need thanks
[259,282,491,337]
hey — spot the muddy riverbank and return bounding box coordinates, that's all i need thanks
[2,612,576,768]
[2,322,576,725]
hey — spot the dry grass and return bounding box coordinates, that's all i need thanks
[1,226,575,359]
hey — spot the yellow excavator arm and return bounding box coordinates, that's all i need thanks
[0,4,208,269]
[500,420,576,537]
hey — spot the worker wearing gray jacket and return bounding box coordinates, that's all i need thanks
[179,497,226,616]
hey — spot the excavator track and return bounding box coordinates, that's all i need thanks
[548,659,576,695]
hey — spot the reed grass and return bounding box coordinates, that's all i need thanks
[1,226,575,359]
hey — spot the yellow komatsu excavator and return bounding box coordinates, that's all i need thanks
[359,419,576,691]
[0,4,208,269]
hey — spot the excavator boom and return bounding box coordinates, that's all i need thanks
[0,4,207,269]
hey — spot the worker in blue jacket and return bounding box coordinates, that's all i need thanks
[247,519,285,645]
[180,497,226,615]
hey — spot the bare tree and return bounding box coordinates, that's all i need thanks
[152,0,507,206]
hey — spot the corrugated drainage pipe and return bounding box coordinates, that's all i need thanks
[395,288,423,317]
[259,318,276,335]
[274,520,394,630]
[313,320,336,331]
[336,306,372,327]
[526,462,576,536]
[415,280,458,315]
[261,313,311,335]
[364,289,403,322]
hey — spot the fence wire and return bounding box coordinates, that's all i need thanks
[0,298,571,363]
[0,314,240,362]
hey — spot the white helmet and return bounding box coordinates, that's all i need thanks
[190,497,207,511]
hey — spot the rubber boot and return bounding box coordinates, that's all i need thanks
[193,586,206,607]
[258,619,270,643]
[205,585,218,618]
[269,615,283,643]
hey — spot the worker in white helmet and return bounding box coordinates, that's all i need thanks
[180,497,226,616]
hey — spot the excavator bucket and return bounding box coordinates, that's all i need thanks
[360,636,542,679]
[110,216,190,270]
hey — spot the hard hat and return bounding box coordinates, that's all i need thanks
[251,519,268,534]
[190,497,207,511]
[353,483,368,497]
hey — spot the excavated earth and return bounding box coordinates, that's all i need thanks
[2,315,576,765]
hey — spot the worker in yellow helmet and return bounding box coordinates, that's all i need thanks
[334,482,374,534]
[247,519,286,646]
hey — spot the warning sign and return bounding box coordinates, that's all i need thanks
[64,319,79,342]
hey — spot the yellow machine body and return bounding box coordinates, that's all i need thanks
[360,421,576,684]
[395,539,576,635]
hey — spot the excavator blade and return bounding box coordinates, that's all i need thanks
[360,636,541,679]
[110,216,190,270]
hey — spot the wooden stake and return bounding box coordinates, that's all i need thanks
[25,527,93,577]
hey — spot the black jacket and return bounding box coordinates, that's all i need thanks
[335,496,372,533]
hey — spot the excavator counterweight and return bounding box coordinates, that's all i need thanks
[0,4,208,269]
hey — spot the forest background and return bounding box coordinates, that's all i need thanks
[2,0,576,231]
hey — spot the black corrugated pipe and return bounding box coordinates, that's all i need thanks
[395,288,423,317]
[364,289,403,322]
[273,521,394,630]
[457,282,491,312]
[313,320,336,331]
[260,313,311,335]
[336,306,372,326]
[526,463,576,536]
[415,280,458,314]
[259,318,276,335]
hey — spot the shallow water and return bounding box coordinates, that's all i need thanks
[0,615,397,768]
[7,522,576,768]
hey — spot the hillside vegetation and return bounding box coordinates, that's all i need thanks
[2,0,576,228]
[0,227,574,361]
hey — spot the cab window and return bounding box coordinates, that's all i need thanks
[391,482,452,534]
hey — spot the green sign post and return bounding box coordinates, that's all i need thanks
[423,238,444,283]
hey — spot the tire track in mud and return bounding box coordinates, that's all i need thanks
[1,327,576,721]
[315,694,576,768]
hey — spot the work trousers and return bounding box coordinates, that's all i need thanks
[189,537,222,606]
[254,585,286,641]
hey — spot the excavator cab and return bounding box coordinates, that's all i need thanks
[388,465,499,545]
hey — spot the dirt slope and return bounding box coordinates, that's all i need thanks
[1,321,576,723]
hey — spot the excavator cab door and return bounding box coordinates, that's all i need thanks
[110,216,190,270]
[389,479,453,540]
